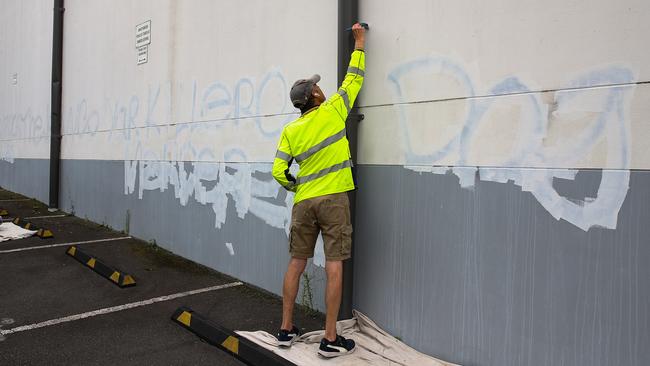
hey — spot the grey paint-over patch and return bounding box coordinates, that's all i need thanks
[0,159,49,203]
[353,165,650,366]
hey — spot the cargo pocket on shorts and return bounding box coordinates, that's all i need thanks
[339,225,352,258]
[289,225,296,253]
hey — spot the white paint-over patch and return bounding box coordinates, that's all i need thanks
[225,242,235,256]
[408,164,629,231]
[404,165,451,175]
[125,160,293,235]
[452,166,477,189]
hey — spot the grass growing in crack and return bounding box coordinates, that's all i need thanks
[99,221,112,230]
[300,271,319,316]
[148,239,158,249]
[128,239,214,275]
[124,209,130,235]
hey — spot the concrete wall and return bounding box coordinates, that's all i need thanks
[353,0,650,365]
[58,0,338,311]
[0,0,52,202]
[2,1,649,365]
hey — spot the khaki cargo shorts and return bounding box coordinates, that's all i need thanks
[289,192,352,261]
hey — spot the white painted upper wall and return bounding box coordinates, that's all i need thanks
[10,0,648,170]
[0,0,52,161]
[60,0,338,162]
[357,0,650,169]
[360,0,649,104]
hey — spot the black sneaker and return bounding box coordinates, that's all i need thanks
[276,325,301,347]
[318,335,356,358]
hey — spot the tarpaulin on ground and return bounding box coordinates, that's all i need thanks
[0,222,37,242]
[237,310,459,366]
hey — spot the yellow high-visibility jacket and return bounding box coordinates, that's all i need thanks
[273,49,365,204]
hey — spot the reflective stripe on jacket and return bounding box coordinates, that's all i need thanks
[272,49,365,204]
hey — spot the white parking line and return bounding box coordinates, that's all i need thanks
[0,282,243,336]
[0,236,132,254]
[3,214,67,221]
[24,214,67,220]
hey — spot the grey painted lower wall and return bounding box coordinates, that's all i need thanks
[58,159,327,311]
[0,159,49,203]
[353,165,650,366]
[21,159,650,365]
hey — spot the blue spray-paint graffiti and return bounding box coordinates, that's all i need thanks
[0,108,49,163]
[388,58,635,231]
[60,69,295,141]
[0,108,48,141]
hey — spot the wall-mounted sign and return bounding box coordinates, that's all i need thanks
[135,20,151,48]
[137,46,148,65]
[136,20,151,65]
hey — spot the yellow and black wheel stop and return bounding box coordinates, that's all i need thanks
[11,217,54,239]
[36,228,54,238]
[66,245,136,288]
[171,306,296,366]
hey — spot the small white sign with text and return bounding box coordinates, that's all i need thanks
[137,46,148,65]
[135,20,151,65]
[135,20,151,48]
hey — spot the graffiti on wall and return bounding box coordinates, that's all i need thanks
[388,58,636,231]
[124,150,291,230]
[61,69,292,140]
[0,145,16,163]
[0,108,48,163]
[123,150,324,268]
[96,70,329,266]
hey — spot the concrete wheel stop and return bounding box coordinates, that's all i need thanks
[11,217,54,238]
[171,306,297,366]
[66,245,136,288]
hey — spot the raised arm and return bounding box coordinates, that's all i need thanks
[328,23,366,121]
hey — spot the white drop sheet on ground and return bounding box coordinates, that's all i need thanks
[237,310,459,366]
[0,222,37,242]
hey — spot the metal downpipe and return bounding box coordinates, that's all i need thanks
[338,0,360,319]
[49,0,64,209]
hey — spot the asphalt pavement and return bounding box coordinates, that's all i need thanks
[0,187,323,365]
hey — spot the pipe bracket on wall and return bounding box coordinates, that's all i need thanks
[349,113,364,122]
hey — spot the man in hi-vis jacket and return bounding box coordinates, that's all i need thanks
[272,23,366,358]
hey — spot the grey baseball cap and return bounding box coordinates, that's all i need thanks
[290,74,321,108]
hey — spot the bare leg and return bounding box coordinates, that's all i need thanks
[281,257,307,330]
[324,260,343,341]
